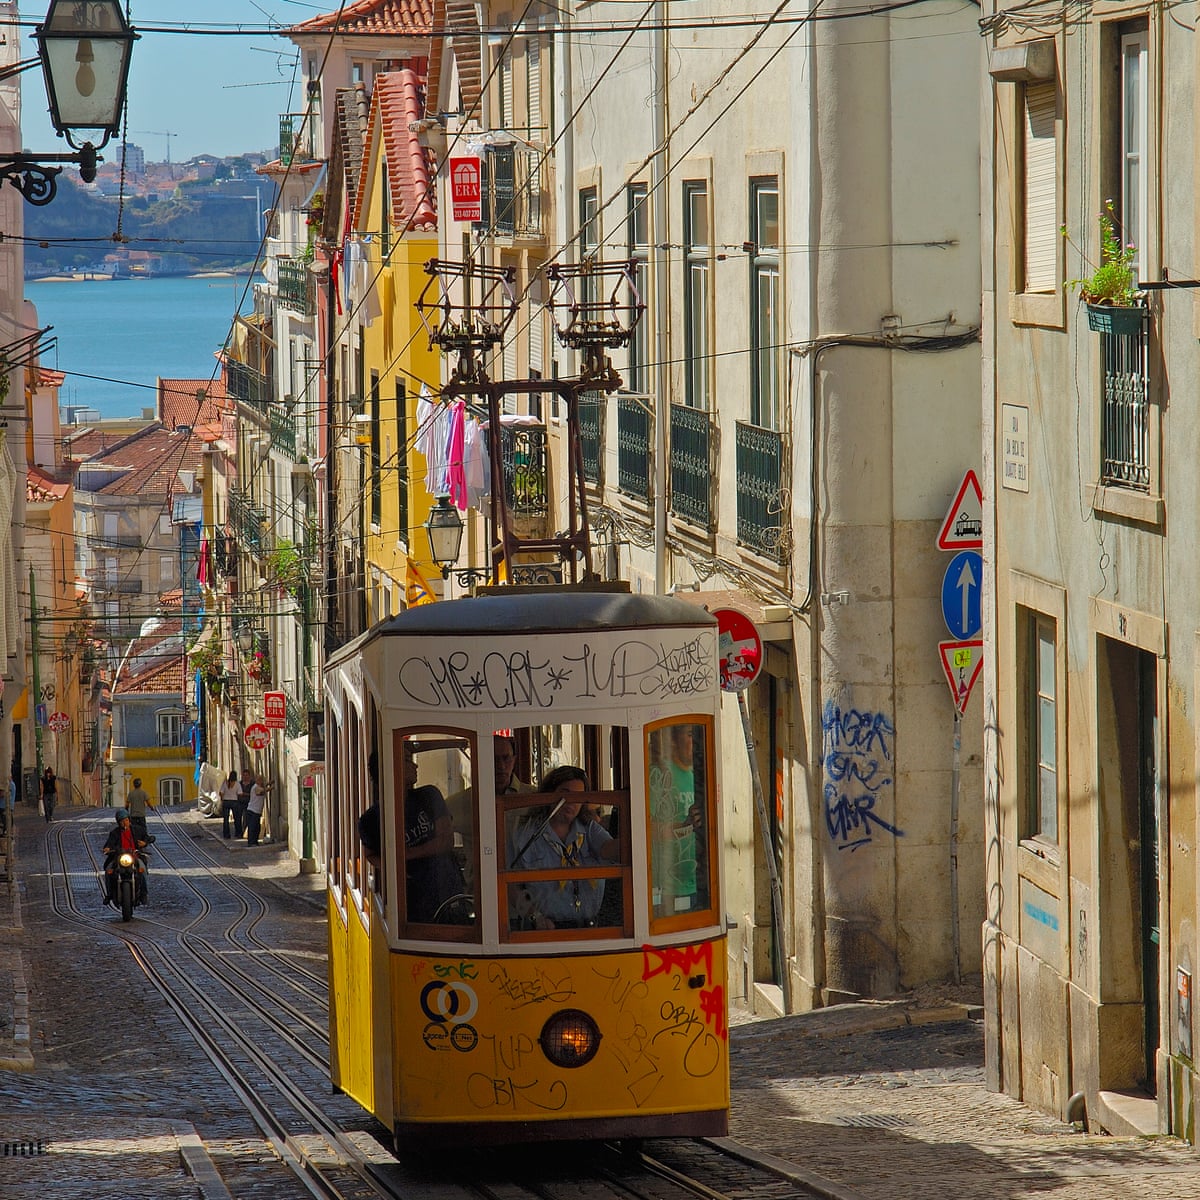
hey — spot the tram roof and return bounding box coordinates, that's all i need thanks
[346,586,717,652]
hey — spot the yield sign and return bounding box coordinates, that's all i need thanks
[937,469,983,551]
[938,639,984,714]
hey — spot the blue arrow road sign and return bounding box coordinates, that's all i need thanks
[941,550,982,640]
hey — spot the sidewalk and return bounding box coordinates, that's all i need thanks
[4,805,1200,1200]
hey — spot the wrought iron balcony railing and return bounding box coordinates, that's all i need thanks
[1100,320,1151,491]
[579,391,604,486]
[476,144,546,240]
[616,393,652,500]
[278,256,314,316]
[270,404,297,460]
[499,423,549,516]
[228,486,267,556]
[224,360,272,414]
[279,112,315,166]
[735,421,788,562]
[669,403,715,530]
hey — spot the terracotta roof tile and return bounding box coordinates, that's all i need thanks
[159,378,228,432]
[120,654,186,697]
[75,424,207,497]
[27,464,69,503]
[335,84,371,219]
[33,366,65,389]
[371,69,437,231]
[440,0,481,115]
[289,0,434,36]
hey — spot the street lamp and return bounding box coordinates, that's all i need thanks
[235,622,256,654]
[424,495,465,577]
[0,1,138,206]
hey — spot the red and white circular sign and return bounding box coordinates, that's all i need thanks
[243,722,271,751]
[711,608,763,693]
[47,710,70,732]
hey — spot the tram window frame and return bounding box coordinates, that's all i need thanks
[393,728,480,942]
[646,716,717,931]
[499,787,633,942]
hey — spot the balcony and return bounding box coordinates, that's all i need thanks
[1100,322,1150,491]
[278,256,315,316]
[735,421,788,562]
[279,112,315,166]
[670,403,715,530]
[228,487,267,556]
[86,532,142,550]
[476,144,546,240]
[579,391,604,487]
[499,423,548,516]
[616,393,652,501]
[224,360,272,414]
[270,404,297,460]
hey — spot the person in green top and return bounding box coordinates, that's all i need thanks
[650,724,703,915]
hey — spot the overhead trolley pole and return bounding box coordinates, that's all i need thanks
[416,255,644,585]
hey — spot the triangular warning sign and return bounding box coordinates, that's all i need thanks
[937,469,983,551]
[939,639,984,714]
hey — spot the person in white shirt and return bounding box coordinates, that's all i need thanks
[218,771,239,839]
[245,776,268,846]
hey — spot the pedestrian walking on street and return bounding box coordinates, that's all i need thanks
[40,767,57,821]
[234,768,253,839]
[218,771,239,839]
[126,777,154,843]
[245,775,268,846]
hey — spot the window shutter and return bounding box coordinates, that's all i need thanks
[527,38,542,136]
[1024,82,1057,293]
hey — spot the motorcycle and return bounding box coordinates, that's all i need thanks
[108,848,149,921]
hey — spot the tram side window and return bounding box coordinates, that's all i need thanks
[648,721,711,920]
[397,732,475,929]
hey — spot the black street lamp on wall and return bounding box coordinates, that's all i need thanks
[0,0,137,206]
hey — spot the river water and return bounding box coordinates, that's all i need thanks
[25,275,253,421]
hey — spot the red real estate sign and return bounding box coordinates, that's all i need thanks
[263,691,286,729]
[449,156,481,222]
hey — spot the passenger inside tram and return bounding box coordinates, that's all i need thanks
[649,722,710,917]
[507,765,620,930]
[401,740,470,924]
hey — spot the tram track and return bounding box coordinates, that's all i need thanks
[39,811,829,1200]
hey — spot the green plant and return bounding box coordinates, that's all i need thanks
[266,537,306,597]
[1063,200,1142,307]
[188,636,225,691]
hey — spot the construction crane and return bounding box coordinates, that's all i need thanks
[130,130,178,166]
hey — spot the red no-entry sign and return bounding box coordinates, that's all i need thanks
[712,608,763,693]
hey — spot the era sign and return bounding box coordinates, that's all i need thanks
[263,691,286,730]
[449,155,481,222]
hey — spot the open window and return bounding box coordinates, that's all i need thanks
[498,721,631,940]
[394,729,478,938]
[647,718,715,929]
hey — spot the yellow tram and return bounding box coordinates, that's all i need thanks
[323,585,729,1146]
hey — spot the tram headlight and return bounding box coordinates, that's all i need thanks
[539,1008,601,1068]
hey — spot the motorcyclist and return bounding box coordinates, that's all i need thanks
[101,808,149,906]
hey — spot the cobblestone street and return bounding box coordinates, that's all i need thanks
[3,804,1200,1199]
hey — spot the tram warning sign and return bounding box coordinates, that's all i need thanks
[449,156,481,222]
[712,608,763,693]
[937,469,983,551]
[938,639,984,714]
[244,722,270,751]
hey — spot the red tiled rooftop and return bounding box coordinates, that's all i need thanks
[368,69,437,232]
[74,424,207,497]
[289,0,433,35]
[27,465,69,504]
[158,377,228,433]
[119,653,186,697]
[33,366,65,389]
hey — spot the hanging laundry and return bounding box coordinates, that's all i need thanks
[415,386,450,496]
[463,414,490,509]
[445,401,468,511]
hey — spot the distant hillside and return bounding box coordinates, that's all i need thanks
[24,173,274,277]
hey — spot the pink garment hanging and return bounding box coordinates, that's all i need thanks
[445,400,468,510]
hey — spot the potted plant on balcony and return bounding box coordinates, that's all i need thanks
[188,636,226,697]
[1063,200,1146,335]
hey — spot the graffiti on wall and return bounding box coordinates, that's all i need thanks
[822,700,902,851]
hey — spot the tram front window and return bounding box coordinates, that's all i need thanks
[649,721,711,919]
[505,777,624,932]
